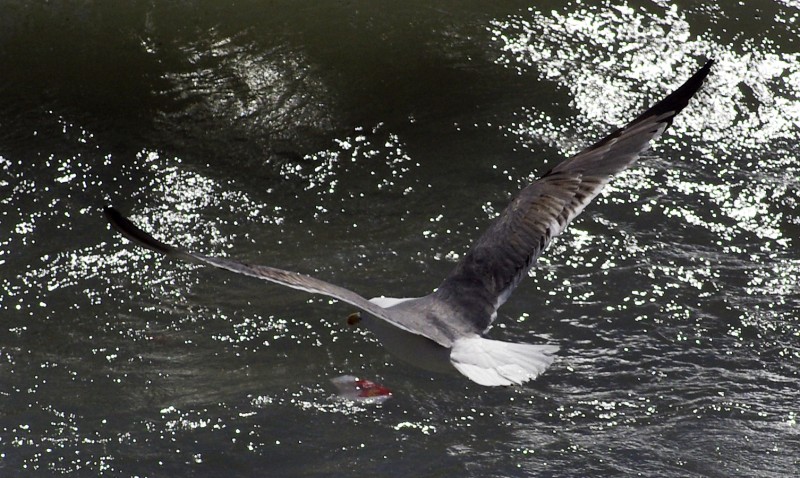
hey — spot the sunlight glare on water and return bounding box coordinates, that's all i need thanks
[490,0,799,370]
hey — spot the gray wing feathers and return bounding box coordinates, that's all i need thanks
[189,254,428,337]
[552,114,669,176]
[104,207,428,340]
[434,60,714,332]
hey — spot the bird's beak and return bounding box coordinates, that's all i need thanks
[347,312,361,326]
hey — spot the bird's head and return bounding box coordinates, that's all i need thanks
[346,312,362,327]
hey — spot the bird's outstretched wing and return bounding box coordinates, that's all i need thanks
[432,60,714,332]
[104,207,430,340]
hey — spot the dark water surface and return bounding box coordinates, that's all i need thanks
[2,1,799,476]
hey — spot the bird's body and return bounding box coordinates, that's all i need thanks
[106,59,714,386]
[362,298,454,374]
[361,296,559,383]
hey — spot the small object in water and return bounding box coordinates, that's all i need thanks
[331,375,392,403]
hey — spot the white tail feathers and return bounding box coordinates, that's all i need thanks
[450,336,559,386]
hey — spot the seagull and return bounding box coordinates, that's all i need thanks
[106,60,714,386]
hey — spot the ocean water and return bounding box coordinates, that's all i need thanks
[1,1,798,476]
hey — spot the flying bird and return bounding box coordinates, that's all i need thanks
[106,59,714,386]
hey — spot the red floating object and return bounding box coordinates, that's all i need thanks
[331,375,392,403]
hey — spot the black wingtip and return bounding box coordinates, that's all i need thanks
[104,207,174,255]
[641,58,715,120]
[580,58,714,153]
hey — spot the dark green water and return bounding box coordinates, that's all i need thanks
[1,1,798,476]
